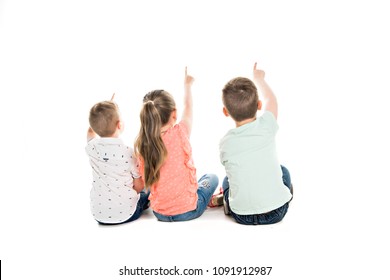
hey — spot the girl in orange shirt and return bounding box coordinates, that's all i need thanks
[135,67,219,221]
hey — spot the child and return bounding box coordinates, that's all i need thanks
[85,94,149,225]
[135,67,219,222]
[219,63,293,225]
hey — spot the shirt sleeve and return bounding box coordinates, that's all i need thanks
[219,135,228,166]
[178,120,190,137]
[261,111,279,135]
[129,150,141,178]
[85,138,97,157]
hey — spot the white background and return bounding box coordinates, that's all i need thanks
[1,0,390,279]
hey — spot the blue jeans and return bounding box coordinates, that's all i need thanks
[153,174,219,222]
[223,165,293,225]
[98,191,150,225]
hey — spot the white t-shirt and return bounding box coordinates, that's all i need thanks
[220,111,292,215]
[86,137,140,223]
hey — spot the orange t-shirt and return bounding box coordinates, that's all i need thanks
[140,121,198,215]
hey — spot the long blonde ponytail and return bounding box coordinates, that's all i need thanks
[135,90,176,188]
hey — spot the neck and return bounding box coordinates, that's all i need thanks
[235,117,256,127]
[161,123,173,134]
[108,130,121,138]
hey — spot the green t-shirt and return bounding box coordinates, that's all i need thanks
[220,111,292,215]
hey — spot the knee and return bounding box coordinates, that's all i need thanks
[210,174,219,185]
[204,173,219,186]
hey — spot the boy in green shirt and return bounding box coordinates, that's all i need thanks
[219,63,293,225]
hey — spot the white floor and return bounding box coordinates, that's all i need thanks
[1,1,390,279]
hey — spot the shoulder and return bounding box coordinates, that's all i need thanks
[86,137,98,145]
[260,110,276,122]
[86,138,132,154]
[219,127,237,150]
[85,137,99,154]
[164,121,192,153]
[165,121,190,141]
[258,111,279,132]
[176,121,190,137]
[114,139,134,158]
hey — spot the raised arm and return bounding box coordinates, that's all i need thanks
[253,62,278,119]
[181,66,195,135]
[87,127,97,142]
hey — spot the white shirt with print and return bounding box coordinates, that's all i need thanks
[86,137,140,223]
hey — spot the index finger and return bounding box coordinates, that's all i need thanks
[111,93,115,101]
[185,66,187,76]
[253,62,257,70]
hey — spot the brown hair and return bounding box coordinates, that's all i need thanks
[89,101,120,137]
[135,90,176,188]
[222,77,259,122]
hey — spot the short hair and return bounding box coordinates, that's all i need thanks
[222,77,259,122]
[89,101,120,137]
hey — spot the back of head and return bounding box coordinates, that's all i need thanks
[135,90,176,188]
[222,77,259,122]
[89,101,119,137]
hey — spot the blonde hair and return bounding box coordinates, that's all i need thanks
[135,90,176,188]
[222,77,259,122]
[89,101,120,137]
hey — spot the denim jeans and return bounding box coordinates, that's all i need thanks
[98,191,150,225]
[223,165,293,225]
[153,174,219,222]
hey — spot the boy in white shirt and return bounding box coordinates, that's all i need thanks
[86,94,149,225]
[219,63,293,225]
